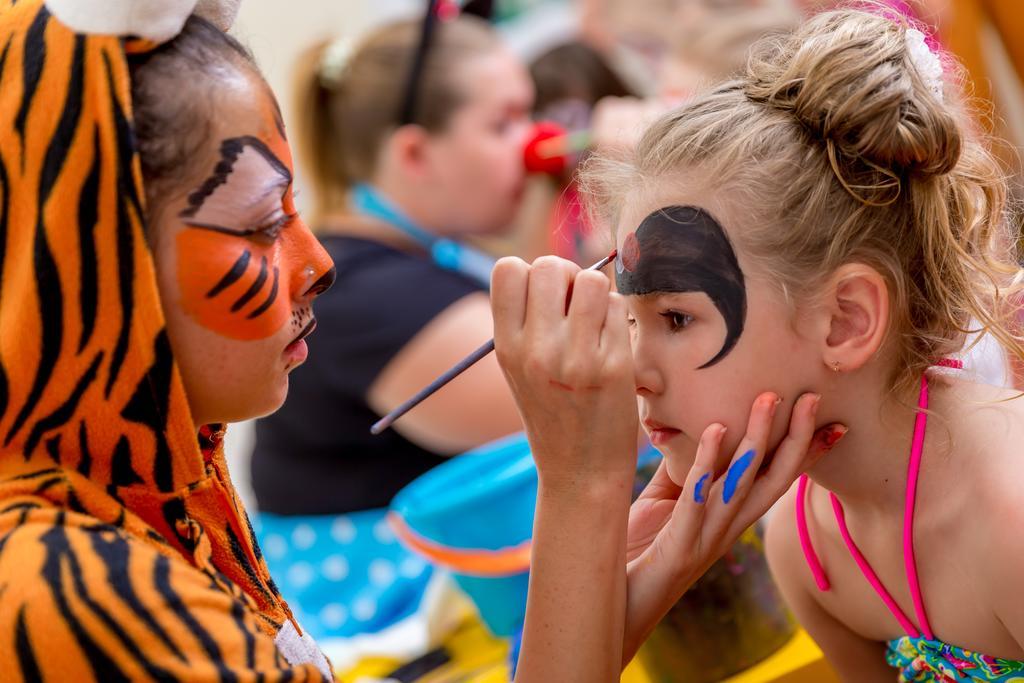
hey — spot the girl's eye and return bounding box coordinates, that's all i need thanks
[660,311,694,331]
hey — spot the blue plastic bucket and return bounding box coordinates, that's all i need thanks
[390,433,536,636]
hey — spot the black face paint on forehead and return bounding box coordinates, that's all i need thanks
[616,205,747,368]
[179,135,291,234]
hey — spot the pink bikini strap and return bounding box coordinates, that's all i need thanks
[830,490,922,638]
[796,474,830,591]
[795,475,921,637]
[794,359,963,640]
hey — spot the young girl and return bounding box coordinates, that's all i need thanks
[0,1,826,679]
[570,6,1024,680]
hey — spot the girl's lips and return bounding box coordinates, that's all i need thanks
[648,427,682,446]
[643,419,682,446]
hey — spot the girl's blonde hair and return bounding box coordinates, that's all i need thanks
[295,16,499,222]
[581,8,1024,396]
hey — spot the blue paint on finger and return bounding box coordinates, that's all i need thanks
[694,473,710,503]
[722,449,755,504]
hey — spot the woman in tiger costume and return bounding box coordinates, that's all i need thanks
[0,0,837,680]
[0,0,340,679]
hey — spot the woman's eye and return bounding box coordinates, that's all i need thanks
[660,311,694,331]
[252,212,295,243]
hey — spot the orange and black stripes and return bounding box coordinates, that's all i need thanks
[0,508,324,681]
[0,2,329,679]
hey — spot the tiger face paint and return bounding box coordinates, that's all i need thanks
[176,122,331,341]
[616,205,747,368]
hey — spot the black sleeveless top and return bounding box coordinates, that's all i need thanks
[251,235,483,515]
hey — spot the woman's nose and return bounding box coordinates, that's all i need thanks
[305,266,336,299]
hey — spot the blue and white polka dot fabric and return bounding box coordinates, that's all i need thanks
[254,508,432,640]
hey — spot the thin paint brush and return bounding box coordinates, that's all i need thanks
[371,250,618,435]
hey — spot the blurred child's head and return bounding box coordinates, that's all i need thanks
[582,9,1022,480]
[131,16,335,426]
[300,16,534,236]
[663,0,799,97]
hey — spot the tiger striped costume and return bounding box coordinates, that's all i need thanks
[0,1,333,679]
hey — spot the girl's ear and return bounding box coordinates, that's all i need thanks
[817,263,890,371]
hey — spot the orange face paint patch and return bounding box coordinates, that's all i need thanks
[176,136,298,341]
[176,227,288,340]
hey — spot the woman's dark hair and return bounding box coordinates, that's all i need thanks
[128,15,257,221]
[529,41,634,115]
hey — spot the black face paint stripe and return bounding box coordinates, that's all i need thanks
[180,136,292,219]
[246,267,279,319]
[206,250,251,298]
[616,205,747,369]
[231,256,268,313]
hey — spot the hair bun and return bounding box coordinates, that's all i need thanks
[744,10,961,182]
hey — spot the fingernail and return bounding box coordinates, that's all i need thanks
[810,394,821,417]
[693,473,710,504]
[821,425,848,451]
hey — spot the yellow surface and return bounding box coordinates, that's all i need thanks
[622,629,840,683]
[339,621,838,683]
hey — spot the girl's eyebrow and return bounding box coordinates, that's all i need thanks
[639,291,704,303]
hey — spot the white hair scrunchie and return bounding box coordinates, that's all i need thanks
[319,36,355,89]
[905,28,943,103]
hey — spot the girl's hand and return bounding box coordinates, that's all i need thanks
[491,255,638,492]
[621,392,847,662]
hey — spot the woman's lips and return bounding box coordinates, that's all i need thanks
[284,319,316,364]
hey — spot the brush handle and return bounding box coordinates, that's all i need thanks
[370,339,494,435]
[370,251,617,435]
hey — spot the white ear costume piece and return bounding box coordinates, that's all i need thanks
[44,0,198,42]
[195,0,243,32]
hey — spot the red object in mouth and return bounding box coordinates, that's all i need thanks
[523,121,569,175]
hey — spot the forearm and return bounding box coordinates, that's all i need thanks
[515,475,633,683]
